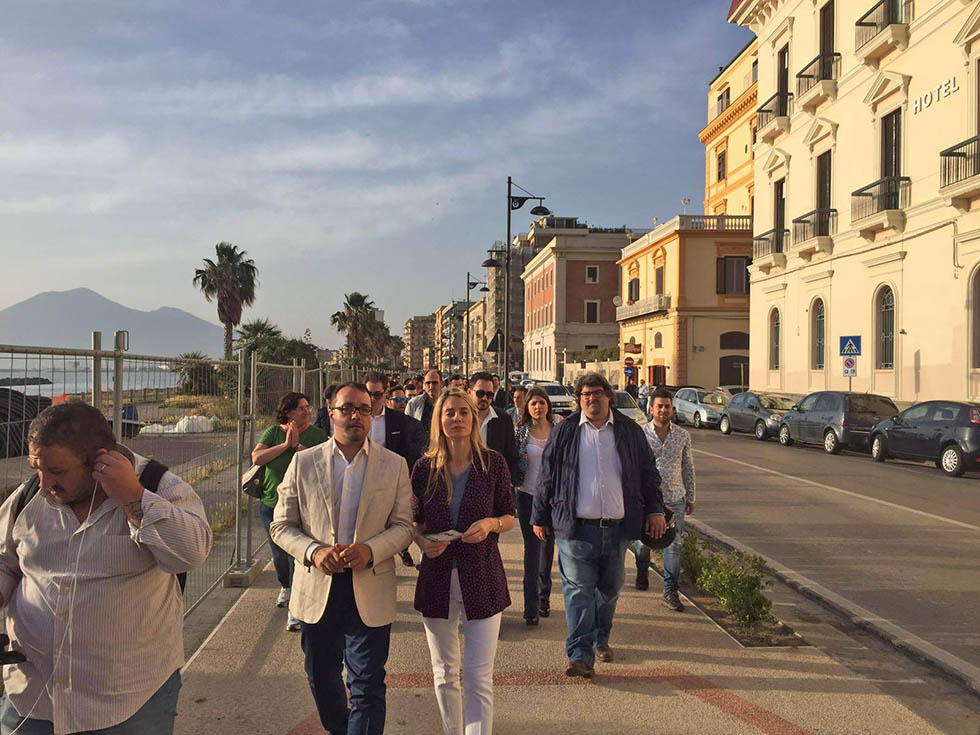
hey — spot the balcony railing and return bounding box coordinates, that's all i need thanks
[757,92,793,129]
[851,176,911,221]
[796,54,841,97]
[677,214,753,231]
[940,134,980,189]
[856,0,910,50]
[753,229,788,259]
[792,209,838,243]
[616,293,671,322]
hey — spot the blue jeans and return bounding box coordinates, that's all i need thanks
[259,500,293,589]
[516,491,556,619]
[555,524,628,667]
[0,670,180,735]
[629,501,687,591]
[300,569,390,735]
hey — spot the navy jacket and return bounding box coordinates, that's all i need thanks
[531,409,664,540]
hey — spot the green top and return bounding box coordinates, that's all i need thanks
[258,423,330,508]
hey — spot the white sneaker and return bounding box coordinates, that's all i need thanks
[276,587,290,608]
[286,614,301,632]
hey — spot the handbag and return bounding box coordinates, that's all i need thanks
[241,463,266,498]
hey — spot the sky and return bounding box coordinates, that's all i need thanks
[0,0,752,351]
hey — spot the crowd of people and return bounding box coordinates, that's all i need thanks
[0,368,695,735]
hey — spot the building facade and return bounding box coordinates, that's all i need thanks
[730,0,980,401]
[403,314,436,372]
[464,296,489,375]
[434,301,465,374]
[617,215,754,389]
[522,218,641,381]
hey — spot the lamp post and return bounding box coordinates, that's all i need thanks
[465,272,488,376]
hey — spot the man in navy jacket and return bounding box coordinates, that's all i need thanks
[532,372,665,678]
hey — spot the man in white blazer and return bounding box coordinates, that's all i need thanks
[271,382,414,735]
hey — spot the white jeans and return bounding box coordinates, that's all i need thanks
[422,569,502,735]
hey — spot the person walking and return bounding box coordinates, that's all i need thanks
[637,379,649,416]
[468,372,519,481]
[507,384,527,423]
[513,386,558,625]
[411,388,516,735]
[271,382,414,735]
[532,372,665,678]
[252,391,329,631]
[640,388,696,609]
[407,369,444,438]
[386,385,409,413]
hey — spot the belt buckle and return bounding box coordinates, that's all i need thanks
[599,518,613,528]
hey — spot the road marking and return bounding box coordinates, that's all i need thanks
[693,447,980,533]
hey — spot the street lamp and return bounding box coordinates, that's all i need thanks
[465,271,488,376]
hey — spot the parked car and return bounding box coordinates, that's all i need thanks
[673,387,729,429]
[614,391,648,425]
[869,400,980,477]
[533,381,577,417]
[778,391,899,454]
[720,391,800,440]
[716,385,748,397]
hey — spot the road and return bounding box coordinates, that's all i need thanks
[686,425,980,679]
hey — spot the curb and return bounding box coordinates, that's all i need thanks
[687,517,980,698]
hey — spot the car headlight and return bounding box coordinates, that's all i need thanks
[768,413,782,422]
[706,409,719,418]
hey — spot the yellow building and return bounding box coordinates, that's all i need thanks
[701,38,759,217]
[465,297,488,375]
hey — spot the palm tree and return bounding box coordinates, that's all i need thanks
[330,292,378,361]
[193,243,258,360]
[234,317,281,356]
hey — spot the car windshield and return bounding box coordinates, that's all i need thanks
[760,395,797,410]
[614,392,638,409]
[846,395,897,414]
[542,385,570,396]
[701,392,728,406]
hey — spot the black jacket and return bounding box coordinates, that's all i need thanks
[314,407,332,436]
[483,410,519,484]
[383,409,426,476]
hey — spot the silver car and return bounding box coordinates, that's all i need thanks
[614,391,648,425]
[533,381,577,417]
[673,388,729,429]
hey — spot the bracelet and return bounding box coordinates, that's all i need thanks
[496,517,502,533]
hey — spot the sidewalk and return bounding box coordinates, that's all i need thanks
[176,532,951,735]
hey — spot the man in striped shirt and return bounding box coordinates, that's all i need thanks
[0,402,212,735]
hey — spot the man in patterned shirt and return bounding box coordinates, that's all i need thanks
[637,388,696,611]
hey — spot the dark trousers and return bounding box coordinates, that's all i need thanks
[258,501,293,589]
[516,491,556,620]
[300,570,391,735]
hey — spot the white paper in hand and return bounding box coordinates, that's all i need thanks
[423,530,463,542]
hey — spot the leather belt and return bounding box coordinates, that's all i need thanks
[577,517,623,528]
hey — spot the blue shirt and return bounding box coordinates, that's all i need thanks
[450,467,470,526]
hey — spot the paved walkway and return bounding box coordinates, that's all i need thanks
[176,532,950,735]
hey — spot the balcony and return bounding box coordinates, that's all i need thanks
[795,54,840,112]
[855,0,910,66]
[616,293,671,322]
[752,229,788,272]
[676,214,752,231]
[940,134,980,210]
[791,209,837,260]
[851,176,910,238]
[757,92,793,143]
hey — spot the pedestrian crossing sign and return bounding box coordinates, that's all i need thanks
[839,336,861,356]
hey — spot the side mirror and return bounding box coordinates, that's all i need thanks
[791,405,799,412]
[890,414,900,424]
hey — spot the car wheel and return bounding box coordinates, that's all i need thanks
[754,420,767,441]
[939,444,966,477]
[823,430,841,455]
[871,434,887,462]
[693,412,702,429]
[719,416,732,435]
[778,425,794,446]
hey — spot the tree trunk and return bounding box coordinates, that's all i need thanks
[224,323,233,360]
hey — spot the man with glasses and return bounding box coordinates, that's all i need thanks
[385,385,408,413]
[406,368,443,438]
[271,382,414,735]
[469,371,519,480]
[532,372,665,678]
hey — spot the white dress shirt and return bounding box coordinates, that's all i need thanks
[575,410,624,520]
[369,408,387,448]
[332,439,370,545]
[479,406,498,443]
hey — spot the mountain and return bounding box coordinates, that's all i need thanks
[0,288,224,357]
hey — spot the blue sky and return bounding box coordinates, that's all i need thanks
[0,0,751,351]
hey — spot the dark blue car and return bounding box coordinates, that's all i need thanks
[870,401,980,477]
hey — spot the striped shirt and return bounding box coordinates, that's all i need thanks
[0,451,212,734]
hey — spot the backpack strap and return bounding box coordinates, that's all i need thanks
[13,475,41,521]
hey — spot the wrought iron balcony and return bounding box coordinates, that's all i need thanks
[796,54,840,110]
[940,134,980,205]
[757,92,792,141]
[851,176,910,221]
[856,0,910,62]
[753,229,788,259]
[615,293,671,322]
[792,209,838,242]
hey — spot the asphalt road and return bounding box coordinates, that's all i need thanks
[685,425,980,678]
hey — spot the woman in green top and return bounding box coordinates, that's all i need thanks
[251,391,329,630]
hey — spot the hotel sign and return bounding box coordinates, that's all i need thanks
[912,77,960,115]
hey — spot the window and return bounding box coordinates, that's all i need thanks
[798,393,819,411]
[814,393,838,411]
[876,286,895,369]
[929,402,964,423]
[716,257,749,294]
[655,266,664,295]
[585,344,598,350]
[901,403,930,422]
[585,300,600,324]
[751,59,758,83]
[717,88,731,117]
[585,266,599,284]
[654,332,663,349]
[811,299,825,370]
[628,277,640,302]
[717,150,727,181]
[720,331,749,350]
[973,270,980,368]
[769,309,781,370]
[881,108,902,179]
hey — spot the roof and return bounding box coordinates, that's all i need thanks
[728,0,743,20]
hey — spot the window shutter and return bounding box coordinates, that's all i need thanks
[716,258,726,294]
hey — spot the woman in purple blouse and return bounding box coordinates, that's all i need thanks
[411,388,516,735]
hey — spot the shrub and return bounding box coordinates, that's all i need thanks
[680,528,703,583]
[696,550,774,626]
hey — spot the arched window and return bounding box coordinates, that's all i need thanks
[811,299,825,370]
[876,286,895,369]
[720,331,749,350]
[769,309,780,370]
[654,332,663,349]
[973,271,980,369]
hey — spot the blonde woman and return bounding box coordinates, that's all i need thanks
[411,388,516,735]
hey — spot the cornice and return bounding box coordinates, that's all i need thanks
[699,85,758,143]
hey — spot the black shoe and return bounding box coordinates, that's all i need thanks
[635,571,649,591]
[662,590,684,612]
[525,617,539,626]
[538,607,550,618]
[565,659,594,678]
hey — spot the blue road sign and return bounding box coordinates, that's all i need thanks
[623,366,635,377]
[839,336,862,356]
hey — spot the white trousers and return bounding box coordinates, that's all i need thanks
[422,569,502,735]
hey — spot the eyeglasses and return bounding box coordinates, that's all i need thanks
[332,404,372,417]
[388,396,408,404]
[368,391,385,400]
[473,390,494,399]
[580,390,607,400]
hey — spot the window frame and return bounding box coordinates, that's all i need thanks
[769,308,781,370]
[875,286,895,370]
[811,298,826,370]
[584,299,601,324]
[585,265,599,284]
